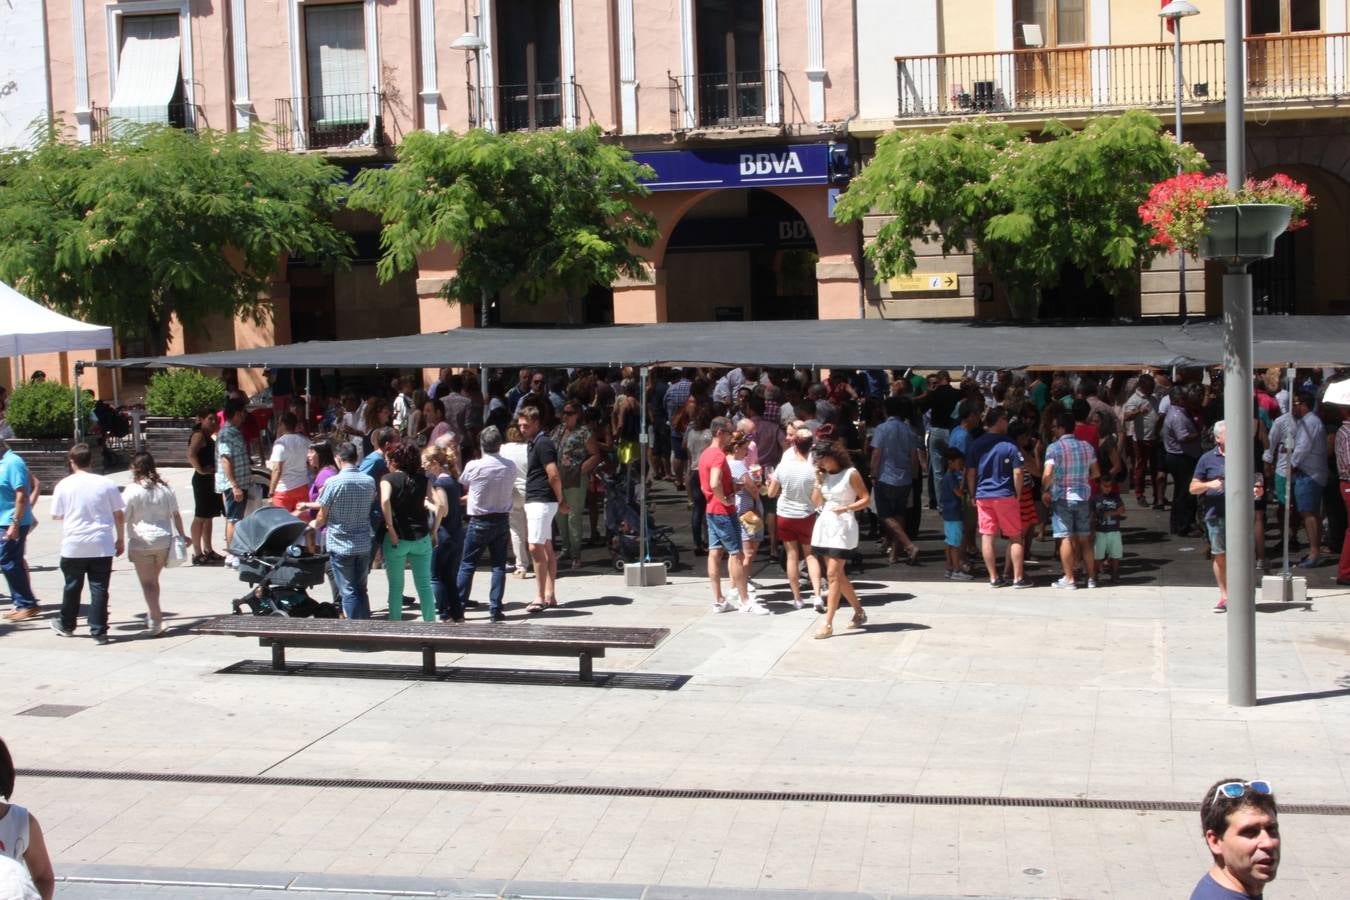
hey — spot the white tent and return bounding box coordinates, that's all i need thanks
[0,281,114,357]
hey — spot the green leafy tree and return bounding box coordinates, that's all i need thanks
[834,110,1205,318]
[348,126,658,323]
[0,123,351,351]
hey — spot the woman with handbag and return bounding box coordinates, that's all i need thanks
[122,452,187,636]
[810,439,869,639]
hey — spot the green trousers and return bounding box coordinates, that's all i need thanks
[561,484,587,559]
[384,533,435,622]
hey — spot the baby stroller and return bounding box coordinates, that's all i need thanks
[603,470,680,572]
[228,506,337,618]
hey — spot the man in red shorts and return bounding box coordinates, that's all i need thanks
[964,407,1030,588]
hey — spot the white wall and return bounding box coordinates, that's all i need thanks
[856,0,938,121]
[0,0,52,148]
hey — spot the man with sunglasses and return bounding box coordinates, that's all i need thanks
[1191,778,1280,899]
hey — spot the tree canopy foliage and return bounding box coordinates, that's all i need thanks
[348,126,658,322]
[0,124,351,351]
[833,110,1205,318]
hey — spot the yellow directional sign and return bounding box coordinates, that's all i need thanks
[887,273,960,293]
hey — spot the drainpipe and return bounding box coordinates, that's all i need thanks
[836,109,863,320]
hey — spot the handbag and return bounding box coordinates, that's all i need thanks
[165,534,189,568]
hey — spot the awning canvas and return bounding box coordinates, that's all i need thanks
[0,281,114,357]
[109,35,182,125]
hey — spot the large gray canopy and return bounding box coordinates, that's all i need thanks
[87,316,1350,370]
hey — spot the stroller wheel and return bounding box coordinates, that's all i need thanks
[613,557,628,573]
[660,559,674,572]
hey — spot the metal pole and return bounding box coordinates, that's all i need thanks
[1173,21,1188,321]
[479,287,489,398]
[1280,363,1295,585]
[639,366,649,575]
[1222,0,1256,707]
[72,364,82,442]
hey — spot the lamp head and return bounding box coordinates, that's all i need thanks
[1159,0,1200,19]
[450,31,488,51]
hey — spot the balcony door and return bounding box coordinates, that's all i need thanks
[497,0,562,131]
[1012,0,1090,110]
[695,0,764,125]
[1248,0,1324,96]
[304,3,370,145]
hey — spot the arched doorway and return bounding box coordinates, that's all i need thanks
[663,189,819,321]
[1248,163,1350,315]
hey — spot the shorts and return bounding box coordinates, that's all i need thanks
[192,472,223,519]
[222,490,246,523]
[524,501,559,544]
[874,482,911,522]
[1274,473,1288,505]
[1093,531,1123,560]
[652,422,671,456]
[819,546,853,560]
[1293,474,1323,514]
[127,545,169,568]
[761,493,777,515]
[1205,516,1227,555]
[1051,499,1093,538]
[943,520,963,547]
[976,496,1022,538]
[777,514,816,545]
[706,513,743,553]
[272,484,310,513]
[672,434,688,461]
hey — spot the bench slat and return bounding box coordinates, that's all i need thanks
[197,615,668,650]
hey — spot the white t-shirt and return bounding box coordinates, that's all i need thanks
[0,855,39,900]
[268,433,311,492]
[774,452,817,519]
[501,441,529,498]
[122,480,179,551]
[51,470,125,558]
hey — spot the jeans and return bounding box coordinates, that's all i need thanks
[689,470,708,551]
[59,555,113,636]
[928,427,950,507]
[1132,438,1158,499]
[560,484,587,559]
[1339,483,1350,582]
[457,515,509,614]
[432,530,464,620]
[0,524,36,608]
[328,550,372,619]
[1166,452,1198,534]
[384,534,434,622]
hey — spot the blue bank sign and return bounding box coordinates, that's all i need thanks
[631,144,831,192]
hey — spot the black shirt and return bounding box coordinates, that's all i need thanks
[920,384,962,429]
[383,471,430,541]
[525,433,559,502]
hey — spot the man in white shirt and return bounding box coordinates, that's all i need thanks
[267,411,312,513]
[49,443,125,644]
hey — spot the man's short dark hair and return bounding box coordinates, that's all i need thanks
[372,427,397,450]
[747,393,766,416]
[1200,777,1278,838]
[983,406,1008,429]
[517,405,542,423]
[0,736,14,799]
[797,397,817,417]
[480,425,503,453]
[447,373,464,393]
[279,411,299,431]
[335,441,360,464]
[943,446,965,463]
[883,395,906,419]
[1071,398,1091,423]
[1055,410,1077,435]
[1295,390,1316,409]
[224,397,248,420]
[67,442,93,469]
[709,415,733,436]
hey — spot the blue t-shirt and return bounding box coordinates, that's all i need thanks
[950,425,974,456]
[1092,492,1124,532]
[871,417,917,487]
[1193,447,1226,520]
[966,432,1023,499]
[1188,872,1256,899]
[0,451,35,527]
[939,470,964,521]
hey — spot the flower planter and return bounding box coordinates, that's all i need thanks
[141,416,198,467]
[6,438,104,493]
[1199,204,1293,264]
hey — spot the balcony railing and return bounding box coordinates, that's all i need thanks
[669,69,784,131]
[491,80,565,132]
[896,32,1348,119]
[91,101,202,142]
[275,92,384,151]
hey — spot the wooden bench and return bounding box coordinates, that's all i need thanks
[197,615,669,682]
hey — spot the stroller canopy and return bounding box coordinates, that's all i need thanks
[229,506,309,557]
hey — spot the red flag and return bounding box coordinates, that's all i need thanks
[1162,0,1175,33]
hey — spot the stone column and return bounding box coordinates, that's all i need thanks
[613,265,667,323]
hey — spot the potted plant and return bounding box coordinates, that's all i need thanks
[143,368,227,466]
[5,380,100,490]
[1139,172,1314,264]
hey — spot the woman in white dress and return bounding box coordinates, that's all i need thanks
[810,439,869,639]
[122,452,187,636]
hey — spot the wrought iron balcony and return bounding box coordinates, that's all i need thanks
[895,32,1348,120]
[91,101,202,142]
[669,69,784,131]
[275,92,385,151]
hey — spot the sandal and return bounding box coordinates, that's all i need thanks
[526,600,546,614]
[814,625,833,640]
[543,597,558,609]
[906,546,920,565]
[847,612,868,630]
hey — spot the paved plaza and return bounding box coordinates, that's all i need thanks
[2,469,1348,899]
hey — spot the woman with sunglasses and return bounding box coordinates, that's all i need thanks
[553,404,600,569]
[810,439,869,639]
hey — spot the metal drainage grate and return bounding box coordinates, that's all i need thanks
[17,704,89,718]
[16,767,1350,816]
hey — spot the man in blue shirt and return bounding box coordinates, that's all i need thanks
[1189,777,1280,899]
[0,441,39,619]
[311,442,377,619]
[964,407,1029,588]
[869,396,923,565]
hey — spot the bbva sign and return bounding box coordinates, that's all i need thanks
[739,151,805,176]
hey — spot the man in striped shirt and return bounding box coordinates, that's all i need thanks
[1044,410,1101,590]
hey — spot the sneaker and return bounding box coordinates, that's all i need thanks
[488,611,507,623]
[713,599,737,613]
[741,601,771,616]
[148,618,165,637]
[812,597,827,613]
[5,606,40,621]
[989,577,1008,588]
[1213,598,1228,614]
[224,554,240,569]
[792,596,806,610]
[49,620,73,637]
[92,633,110,645]
[949,570,973,581]
[1086,579,1098,589]
[943,569,953,580]
[1011,578,1034,589]
[1052,577,1078,590]
[1255,559,1266,572]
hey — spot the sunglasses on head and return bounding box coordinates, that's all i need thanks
[1212,780,1273,804]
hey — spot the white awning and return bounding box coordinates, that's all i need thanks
[0,282,113,357]
[109,35,182,125]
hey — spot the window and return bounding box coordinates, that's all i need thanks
[694,0,764,125]
[303,3,369,141]
[1250,0,1321,35]
[1014,0,1085,48]
[109,13,185,126]
[497,0,561,130]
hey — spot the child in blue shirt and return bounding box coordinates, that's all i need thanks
[939,447,971,580]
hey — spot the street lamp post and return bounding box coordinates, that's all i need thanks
[1160,0,1200,322]
[450,27,491,397]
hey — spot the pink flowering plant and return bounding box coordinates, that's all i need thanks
[1138,172,1314,256]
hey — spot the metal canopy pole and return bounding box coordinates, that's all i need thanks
[1280,363,1295,587]
[639,365,649,583]
[1222,0,1256,708]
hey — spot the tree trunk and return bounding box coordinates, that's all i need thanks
[563,290,578,325]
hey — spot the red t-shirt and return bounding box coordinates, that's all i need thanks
[698,444,736,515]
[1073,422,1100,450]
